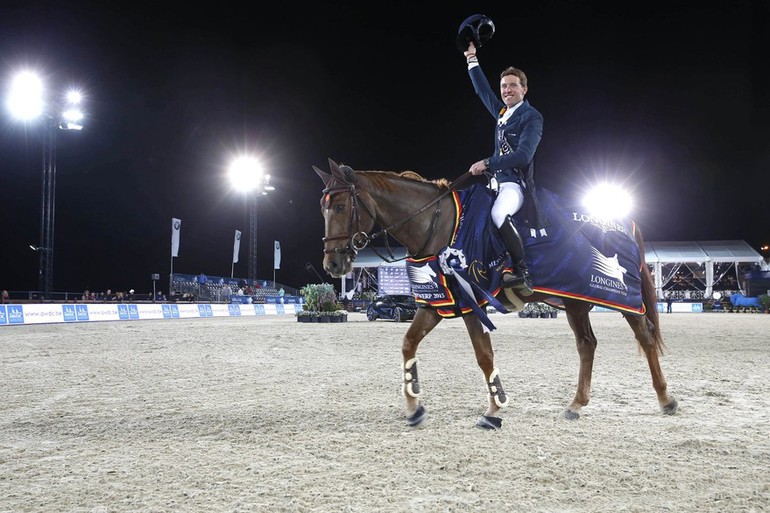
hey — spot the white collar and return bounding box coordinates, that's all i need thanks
[498,100,524,125]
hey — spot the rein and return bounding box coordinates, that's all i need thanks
[322,171,474,263]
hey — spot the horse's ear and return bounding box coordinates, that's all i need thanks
[326,158,356,184]
[339,164,356,183]
[313,165,333,187]
[329,161,351,184]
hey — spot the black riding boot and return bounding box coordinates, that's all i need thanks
[498,216,533,296]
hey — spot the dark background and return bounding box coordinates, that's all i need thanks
[2,1,768,294]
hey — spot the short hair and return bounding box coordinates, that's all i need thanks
[500,67,528,88]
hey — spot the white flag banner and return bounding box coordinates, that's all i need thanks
[274,240,281,270]
[171,218,182,257]
[233,230,242,264]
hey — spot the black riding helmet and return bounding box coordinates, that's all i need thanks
[456,14,495,51]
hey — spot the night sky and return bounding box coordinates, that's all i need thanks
[2,1,768,295]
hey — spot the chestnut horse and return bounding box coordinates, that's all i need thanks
[315,159,678,429]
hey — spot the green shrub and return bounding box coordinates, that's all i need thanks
[300,283,339,312]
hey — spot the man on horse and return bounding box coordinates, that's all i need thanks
[460,20,544,296]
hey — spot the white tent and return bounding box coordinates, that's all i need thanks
[644,240,763,299]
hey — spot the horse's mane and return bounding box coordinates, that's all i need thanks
[361,170,450,192]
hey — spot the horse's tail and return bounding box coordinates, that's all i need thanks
[635,224,666,356]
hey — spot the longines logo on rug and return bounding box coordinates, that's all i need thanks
[408,262,437,285]
[572,212,628,235]
[589,247,628,294]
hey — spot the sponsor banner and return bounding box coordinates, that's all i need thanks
[79,303,122,321]
[0,301,305,327]
[274,240,281,270]
[594,303,704,313]
[171,218,182,257]
[233,230,242,264]
[656,302,703,313]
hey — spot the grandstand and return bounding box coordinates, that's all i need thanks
[169,273,299,304]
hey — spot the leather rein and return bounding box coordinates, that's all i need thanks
[322,172,473,263]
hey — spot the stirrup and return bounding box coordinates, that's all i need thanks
[502,271,533,296]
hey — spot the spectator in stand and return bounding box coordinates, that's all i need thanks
[1,289,9,304]
[278,287,285,304]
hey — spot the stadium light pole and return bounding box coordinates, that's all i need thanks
[228,156,274,282]
[7,71,84,299]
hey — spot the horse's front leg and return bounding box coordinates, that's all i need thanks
[462,314,509,430]
[402,307,442,426]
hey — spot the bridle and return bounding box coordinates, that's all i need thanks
[321,172,473,263]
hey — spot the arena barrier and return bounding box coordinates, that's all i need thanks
[0,302,304,326]
[590,302,703,314]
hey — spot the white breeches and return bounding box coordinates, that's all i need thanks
[490,181,524,228]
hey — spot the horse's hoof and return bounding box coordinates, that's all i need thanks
[406,405,426,427]
[661,399,678,415]
[561,409,580,420]
[475,415,502,430]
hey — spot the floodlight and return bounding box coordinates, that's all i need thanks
[229,156,265,192]
[8,71,44,120]
[582,183,633,219]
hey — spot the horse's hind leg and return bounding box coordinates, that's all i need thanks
[563,300,597,420]
[623,313,678,415]
[462,314,509,430]
[401,308,443,426]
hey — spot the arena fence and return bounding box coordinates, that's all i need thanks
[0,301,302,327]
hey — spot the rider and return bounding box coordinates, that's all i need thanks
[463,41,543,295]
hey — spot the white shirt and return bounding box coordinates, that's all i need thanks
[498,100,523,126]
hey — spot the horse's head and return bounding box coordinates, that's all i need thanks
[314,159,377,278]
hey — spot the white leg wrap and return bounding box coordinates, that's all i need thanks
[487,367,509,408]
[402,358,420,398]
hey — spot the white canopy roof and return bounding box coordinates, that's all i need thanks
[644,240,763,264]
[353,247,409,268]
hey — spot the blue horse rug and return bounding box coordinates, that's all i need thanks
[406,184,646,331]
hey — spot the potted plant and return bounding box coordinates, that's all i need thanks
[298,283,346,323]
[546,304,559,318]
[330,310,347,322]
[518,302,536,318]
[296,308,316,323]
[759,294,770,314]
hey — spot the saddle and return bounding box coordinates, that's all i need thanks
[407,184,645,329]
